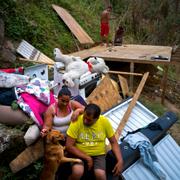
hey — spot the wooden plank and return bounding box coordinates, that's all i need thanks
[109,70,143,76]
[118,75,130,98]
[115,72,149,140]
[52,4,94,45]
[92,44,172,64]
[9,139,44,173]
[160,65,169,104]
[18,57,55,65]
[87,75,122,113]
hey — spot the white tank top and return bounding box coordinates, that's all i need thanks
[52,103,73,134]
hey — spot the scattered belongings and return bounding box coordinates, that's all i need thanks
[122,134,180,180]
[52,4,94,45]
[53,48,109,98]
[24,64,49,80]
[0,33,178,180]
[106,112,179,179]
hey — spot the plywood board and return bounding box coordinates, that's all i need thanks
[69,45,107,59]
[92,44,172,64]
[118,75,129,98]
[87,75,122,113]
[52,4,94,45]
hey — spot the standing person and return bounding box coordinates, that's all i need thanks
[100,6,112,47]
[40,86,85,137]
[66,103,123,180]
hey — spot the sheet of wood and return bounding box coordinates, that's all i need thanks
[52,4,94,45]
[92,44,172,64]
[69,45,107,59]
[118,75,129,98]
[87,75,122,113]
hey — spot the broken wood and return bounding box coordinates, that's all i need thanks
[118,75,130,98]
[87,75,122,113]
[9,138,44,173]
[115,72,149,140]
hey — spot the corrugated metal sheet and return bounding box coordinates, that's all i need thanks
[103,98,158,142]
[122,134,180,180]
[17,40,55,64]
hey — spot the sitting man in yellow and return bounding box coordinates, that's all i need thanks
[66,103,123,180]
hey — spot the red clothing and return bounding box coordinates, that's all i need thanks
[100,22,109,37]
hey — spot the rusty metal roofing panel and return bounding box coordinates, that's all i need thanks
[122,134,180,180]
[103,98,158,141]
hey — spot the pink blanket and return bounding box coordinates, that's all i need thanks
[20,92,55,127]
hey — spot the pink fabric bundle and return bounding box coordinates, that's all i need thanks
[20,92,55,127]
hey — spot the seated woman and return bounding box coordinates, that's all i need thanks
[41,86,85,137]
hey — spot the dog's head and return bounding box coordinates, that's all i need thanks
[46,129,65,144]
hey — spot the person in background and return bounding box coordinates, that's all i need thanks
[66,103,123,180]
[100,6,112,47]
[40,86,85,137]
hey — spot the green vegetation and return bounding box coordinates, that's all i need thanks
[0,0,104,57]
[140,96,168,117]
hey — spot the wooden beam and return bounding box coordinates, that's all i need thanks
[115,72,149,140]
[129,62,134,92]
[9,138,44,173]
[18,58,55,66]
[108,70,143,76]
[160,65,169,104]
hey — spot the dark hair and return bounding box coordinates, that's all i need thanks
[107,5,112,10]
[85,103,101,119]
[58,85,71,98]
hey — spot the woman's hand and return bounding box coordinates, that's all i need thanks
[71,109,80,122]
[40,128,49,137]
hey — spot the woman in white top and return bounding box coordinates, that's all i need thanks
[41,86,85,137]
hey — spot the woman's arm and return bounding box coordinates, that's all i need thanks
[40,105,54,137]
[70,100,85,121]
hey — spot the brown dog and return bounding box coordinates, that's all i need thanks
[40,129,81,180]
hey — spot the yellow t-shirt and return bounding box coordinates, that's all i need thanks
[67,115,114,156]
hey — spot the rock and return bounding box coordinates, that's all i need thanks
[0,123,26,163]
[0,47,16,62]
